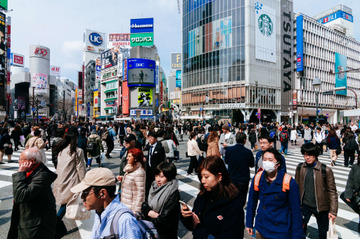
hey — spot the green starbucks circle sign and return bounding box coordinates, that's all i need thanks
[258,14,273,37]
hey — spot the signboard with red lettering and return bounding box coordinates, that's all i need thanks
[50,65,61,76]
[11,53,24,67]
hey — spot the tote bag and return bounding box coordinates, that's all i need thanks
[65,192,91,220]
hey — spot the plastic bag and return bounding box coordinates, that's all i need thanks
[101,152,105,163]
[326,219,338,239]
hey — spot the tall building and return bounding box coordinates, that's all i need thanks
[182,0,294,123]
[294,5,360,124]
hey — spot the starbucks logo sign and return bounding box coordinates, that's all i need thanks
[258,14,273,37]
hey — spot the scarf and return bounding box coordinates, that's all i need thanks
[148,179,179,213]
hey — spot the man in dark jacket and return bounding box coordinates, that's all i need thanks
[144,132,166,198]
[295,143,338,239]
[8,147,57,239]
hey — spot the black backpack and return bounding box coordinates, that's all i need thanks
[196,137,208,152]
[86,138,97,154]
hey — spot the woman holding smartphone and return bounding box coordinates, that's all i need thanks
[181,156,244,239]
[141,162,180,239]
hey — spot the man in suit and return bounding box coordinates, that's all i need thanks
[224,132,254,239]
[145,132,166,197]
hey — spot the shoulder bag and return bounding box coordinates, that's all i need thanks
[65,191,91,220]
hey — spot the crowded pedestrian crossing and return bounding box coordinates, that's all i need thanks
[0,145,359,238]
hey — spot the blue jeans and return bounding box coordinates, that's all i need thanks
[280,142,288,155]
[304,140,311,144]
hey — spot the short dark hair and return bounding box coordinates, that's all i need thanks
[262,148,282,165]
[34,129,41,136]
[148,132,158,138]
[301,142,320,157]
[154,162,177,181]
[236,132,246,144]
[258,135,273,143]
[55,128,65,138]
[92,185,116,198]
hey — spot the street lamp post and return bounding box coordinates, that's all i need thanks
[313,77,321,125]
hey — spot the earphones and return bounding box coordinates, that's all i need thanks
[98,193,104,198]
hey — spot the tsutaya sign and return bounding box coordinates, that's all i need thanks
[130,32,154,47]
[220,103,245,109]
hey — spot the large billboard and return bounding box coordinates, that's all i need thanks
[30,45,50,60]
[212,17,232,50]
[335,52,347,96]
[122,81,130,115]
[130,32,154,47]
[101,48,118,70]
[176,70,181,88]
[130,18,154,33]
[171,53,181,70]
[32,73,48,94]
[255,2,276,63]
[10,53,24,67]
[138,87,153,107]
[317,10,353,24]
[84,29,106,53]
[0,0,7,11]
[296,15,304,72]
[127,58,155,87]
[108,33,130,49]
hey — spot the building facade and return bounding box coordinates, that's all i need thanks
[182,0,293,123]
[294,5,360,124]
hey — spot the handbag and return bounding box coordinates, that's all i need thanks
[174,150,180,160]
[65,192,91,220]
[326,219,338,239]
[336,145,342,155]
[20,135,25,142]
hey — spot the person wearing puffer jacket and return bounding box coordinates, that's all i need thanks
[120,148,146,213]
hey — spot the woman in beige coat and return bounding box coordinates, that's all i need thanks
[207,129,221,157]
[118,148,146,213]
[52,132,86,219]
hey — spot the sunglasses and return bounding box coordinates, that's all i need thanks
[81,188,95,199]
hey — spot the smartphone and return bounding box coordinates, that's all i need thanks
[179,200,191,210]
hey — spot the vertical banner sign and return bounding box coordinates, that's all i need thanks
[171,53,181,70]
[75,89,78,116]
[160,81,164,104]
[122,81,130,115]
[155,61,160,93]
[296,15,304,72]
[280,0,294,114]
[335,52,347,96]
[123,59,128,81]
[255,1,276,63]
[292,90,297,111]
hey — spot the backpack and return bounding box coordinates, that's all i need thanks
[107,208,159,239]
[0,134,3,149]
[254,171,292,192]
[102,131,109,141]
[86,137,97,155]
[279,132,288,142]
[196,137,208,152]
[296,162,327,190]
[269,130,276,139]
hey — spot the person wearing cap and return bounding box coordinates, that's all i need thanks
[70,168,142,239]
[218,124,236,158]
[7,148,57,239]
[87,129,104,169]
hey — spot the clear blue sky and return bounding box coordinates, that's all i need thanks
[7,0,359,84]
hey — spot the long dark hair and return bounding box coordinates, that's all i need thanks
[198,156,238,200]
[53,132,78,156]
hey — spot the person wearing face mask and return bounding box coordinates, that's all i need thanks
[246,148,304,239]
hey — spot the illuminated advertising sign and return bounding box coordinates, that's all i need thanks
[317,10,353,24]
[296,15,304,72]
[32,73,48,94]
[101,48,118,70]
[171,53,181,70]
[335,52,347,96]
[11,53,24,67]
[130,18,154,33]
[176,70,182,88]
[127,58,155,87]
[122,81,130,115]
[189,0,214,12]
[50,65,61,76]
[84,29,106,53]
[0,12,6,74]
[255,1,276,63]
[0,0,7,10]
[155,61,159,93]
[108,33,130,48]
[130,32,154,47]
[138,87,153,107]
[96,59,101,81]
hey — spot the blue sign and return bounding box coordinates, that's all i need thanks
[335,52,347,96]
[189,0,214,12]
[176,70,181,88]
[317,10,353,24]
[296,15,304,72]
[130,18,154,33]
[127,58,156,87]
[89,32,103,46]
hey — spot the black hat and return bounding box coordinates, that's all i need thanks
[124,134,136,142]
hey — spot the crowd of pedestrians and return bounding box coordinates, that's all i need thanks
[0,119,359,239]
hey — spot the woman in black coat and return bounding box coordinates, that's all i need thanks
[181,156,243,239]
[77,128,88,162]
[141,162,180,239]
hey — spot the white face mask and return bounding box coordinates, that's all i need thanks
[262,161,277,173]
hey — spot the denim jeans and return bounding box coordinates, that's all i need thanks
[280,142,288,155]
[57,204,67,219]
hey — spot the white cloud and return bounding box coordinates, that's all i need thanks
[62,40,83,57]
